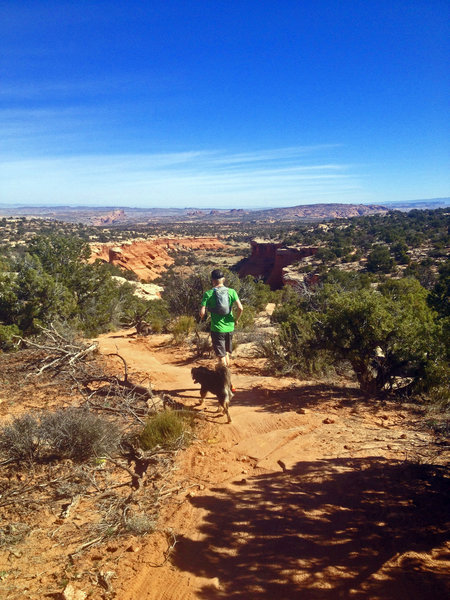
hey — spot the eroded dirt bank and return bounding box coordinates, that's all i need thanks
[97,332,450,600]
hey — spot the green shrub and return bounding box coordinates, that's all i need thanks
[149,317,164,333]
[235,305,256,330]
[0,234,148,338]
[417,359,450,412]
[169,315,196,344]
[0,324,20,351]
[139,411,189,451]
[366,245,395,273]
[262,312,332,376]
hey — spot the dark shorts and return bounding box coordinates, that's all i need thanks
[211,331,233,358]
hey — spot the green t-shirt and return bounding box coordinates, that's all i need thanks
[201,287,240,333]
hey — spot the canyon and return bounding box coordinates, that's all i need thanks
[90,236,316,290]
[89,237,226,281]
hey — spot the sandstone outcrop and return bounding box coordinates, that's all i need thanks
[238,239,318,289]
[111,276,163,300]
[90,237,225,281]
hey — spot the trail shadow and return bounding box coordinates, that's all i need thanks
[108,332,136,339]
[231,383,364,414]
[158,387,203,402]
[161,382,389,419]
[171,458,450,599]
[156,387,231,423]
[164,355,204,367]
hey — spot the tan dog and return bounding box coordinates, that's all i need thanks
[191,365,233,423]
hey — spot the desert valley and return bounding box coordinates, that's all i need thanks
[0,201,448,600]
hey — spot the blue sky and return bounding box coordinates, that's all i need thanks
[0,1,449,208]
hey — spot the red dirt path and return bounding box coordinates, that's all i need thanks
[96,331,450,600]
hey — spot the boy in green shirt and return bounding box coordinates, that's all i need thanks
[199,269,243,368]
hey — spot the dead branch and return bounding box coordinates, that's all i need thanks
[69,535,106,558]
[107,352,153,397]
[108,352,129,382]
[18,325,98,378]
[105,456,143,490]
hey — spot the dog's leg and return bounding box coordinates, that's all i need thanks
[224,402,231,423]
[198,387,207,406]
[223,391,232,423]
[216,393,226,413]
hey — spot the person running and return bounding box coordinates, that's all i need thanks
[199,269,243,370]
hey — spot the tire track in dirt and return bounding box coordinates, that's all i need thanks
[97,331,450,600]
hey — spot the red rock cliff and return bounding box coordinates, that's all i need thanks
[238,240,284,281]
[90,237,225,281]
[239,239,317,289]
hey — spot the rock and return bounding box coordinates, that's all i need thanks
[322,418,335,424]
[62,583,87,600]
[89,238,225,282]
[126,544,141,553]
[211,577,221,589]
[98,570,115,592]
[238,240,318,289]
[299,408,309,414]
[90,554,103,562]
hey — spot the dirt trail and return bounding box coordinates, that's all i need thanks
[98,331,450,600]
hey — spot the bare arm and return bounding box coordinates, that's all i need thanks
[233,298,243,323]
[199,305,206,320]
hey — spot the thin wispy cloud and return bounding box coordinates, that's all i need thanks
[0,147,369,207]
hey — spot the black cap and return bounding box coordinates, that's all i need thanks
[211,269,224,280]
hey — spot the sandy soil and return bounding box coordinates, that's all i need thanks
[94,331,450,600]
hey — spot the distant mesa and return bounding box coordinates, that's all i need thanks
[186,210,206,216]
[90,209,126,226]
[247,203,389,221]
[1,200,446,225]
